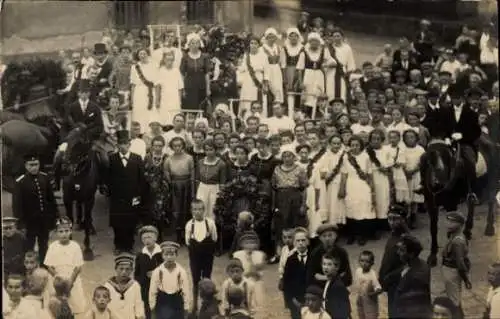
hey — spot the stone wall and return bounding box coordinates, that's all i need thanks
[1,1,109,39]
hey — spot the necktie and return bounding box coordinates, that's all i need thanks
[299,254,306,264]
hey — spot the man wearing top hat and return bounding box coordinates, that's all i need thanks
[91,42,114,100]
[105,130,148,255]
[12,153,59,264]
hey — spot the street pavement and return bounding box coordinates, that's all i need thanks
[2,24,500,318]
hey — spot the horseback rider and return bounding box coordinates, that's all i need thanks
[415,84,481,199]
[52,80,104,191]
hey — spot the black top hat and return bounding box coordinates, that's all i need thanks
[116,130,130,144]
[448,84,464,98]
[94,43,108,54]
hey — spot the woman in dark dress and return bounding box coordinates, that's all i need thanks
[180,33,211,114]
[187,129,207,188]
[143,136,170,241]
[228,144,251,182]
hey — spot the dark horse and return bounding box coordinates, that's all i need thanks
[421,138,498,267]
[62,127,105,261]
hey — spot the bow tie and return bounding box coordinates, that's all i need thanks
[121,156,128,161]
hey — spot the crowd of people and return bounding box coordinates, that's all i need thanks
[2,11,500,319]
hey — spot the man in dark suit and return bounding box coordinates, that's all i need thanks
[360,61,382,93]
[12,154,59,264]
[53,80,104,190]
[392,49,420,79]
[91,43,114,101]
[386,235,431,319]
[441,85,482,198]
[105,130,148,254]
[413,19,436,64]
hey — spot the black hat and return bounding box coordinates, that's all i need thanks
[23,153,40,162]
[115,254,134,267]
[448,84,464,98]
[78,80,92,92]
[420,61,432,69]
[94,43,108,54]
[116,130,130,144]
[466,87,484,99]
[427,88,441,98]
[446,211,466,224]
[316,223,338,236]
[438,70,452,77]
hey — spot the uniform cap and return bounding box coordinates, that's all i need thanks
[23,153,40,162]
[466,87,484,99]
[420,61,432,69]
[226,258,244,272]
[138,225,159,237]
[159,241,180,251]
[114,254,134,267]
[2,217,18,225]
[316,223,338,236]
[331,98,345,105]
[446,211,465,224]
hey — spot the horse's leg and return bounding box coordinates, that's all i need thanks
[85,195,97,235]
[82,198,95,261]
[464,195,474,240]
[426,194,439,267]
[485,189,496,236]
[62,186,74,224]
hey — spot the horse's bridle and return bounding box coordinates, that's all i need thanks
[425,141,461,196]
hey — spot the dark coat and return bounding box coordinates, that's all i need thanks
[91,58,114,99]
[324,277,351,319]
[385,258,432,319]
[66,100,104,141]
[360,77,382,94]
[486,109,500,144]
[441,103,482,146]
[306,245,352,288]
[413,31,436,63]
[12,172,58,229]
[283,250,310,307]
[106,152,147,227]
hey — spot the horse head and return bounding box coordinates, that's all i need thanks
[424,140,458,193]
[64,127,93,177]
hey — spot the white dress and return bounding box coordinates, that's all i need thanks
[296,46,334,107]
[325,43,356,102]
[403,145,426,203]
[343,151,375,220]
[261,43,284,104]
[44,240,87,314]
[152,47,183,69]
[237,50,269,114]
[301,307,332,319]
[318,149,347,225]
[370,146,392,219]
[387,145,410,204]
[130,61,159,129]
[158,67,184,125]
[306,150,329,237]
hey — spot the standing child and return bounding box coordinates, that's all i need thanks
[441,212,471,316]
[134,226,163,319]
[185,199,218,311]
[23,268,52,318]
[3,274,37,319]
[220,259,257,317]
[44,217,87,317]
[277,228,295,279]
[375,44,394,71]
[402,130,425,228]
[233,232,266,318]
[322,253,351,319]
[230,211,255,257]
[300,285,332,319]
[104,254,145,319]
[48,276,74,319]
[197,278,221,319]
[2,217,26,276]
[283,227,310,319]
[226,287,253,319]
[148,241,191,319]
[352,251,383,319]
[485,262,500,319]
[83,286,122,319]
[24,251,53,306]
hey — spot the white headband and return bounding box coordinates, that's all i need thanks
[184,33,205,50]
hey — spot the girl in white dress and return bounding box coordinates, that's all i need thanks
[131,48,160,129]
[386,108,411,146]
[402,130,426,227]
[324,28,356,103]
[237,37,270,117]
[339,135,375,245]
[261,28,284,106]
[44,217,87,316]
[296,32,335,109]
[158,51,184,125]
[387,130,410,204]
[366,129,392,232]
[319,134,346,226]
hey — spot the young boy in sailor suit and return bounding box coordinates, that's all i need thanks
[148,241,191,319]
[184,199,218,311]
[104,254,145,319]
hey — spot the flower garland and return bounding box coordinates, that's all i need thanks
[325,153,344,186]
[366,147,397,205]
[347,153,377,211]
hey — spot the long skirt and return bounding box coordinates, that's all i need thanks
[132,84,156,129]
[326,176,347,226]
[372,170,391,219]
[393,167,410,204]
[267,64,284,104]
[302,69,324,107]
[196,182,220,220]
[170,176,192,231]
[407,172,424,203]
[326,67,347,102]
[273,188,306,240]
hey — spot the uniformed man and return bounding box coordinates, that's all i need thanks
[12,154,58,264]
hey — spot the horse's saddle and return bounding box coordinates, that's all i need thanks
[428,138,487,177]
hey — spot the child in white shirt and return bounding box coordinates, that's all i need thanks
[84,286,123,319]
[352,251,382,319]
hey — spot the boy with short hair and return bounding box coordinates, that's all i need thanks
[3,274,37,319]
[226,287,253,319]
[2,217,26,276]
[84,285,122,319]
[322,253,351,319]
[104,254,145,319]
[220,259,257,317]
[24,251,53,306]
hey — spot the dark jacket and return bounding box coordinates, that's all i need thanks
[324,277,351,319]
[12,172,58,229]
[106,152,148,227]
[66,100,104,141]
[283,250,310,307]
[385,258,432,319]
[441,103,481,146]
[306,244,352,288]
[413,31,436,63]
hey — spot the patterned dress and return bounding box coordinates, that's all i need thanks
[144,151,170,237]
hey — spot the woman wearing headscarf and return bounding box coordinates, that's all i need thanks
[237,36,270,118]
[180,33,211,114]
[130,47,160,129]
[261,28,285,109]
[296,32,335,113]
[324,28,356,103]
[280,27,304,95]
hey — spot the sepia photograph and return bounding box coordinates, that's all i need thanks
[0,0,498,318]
